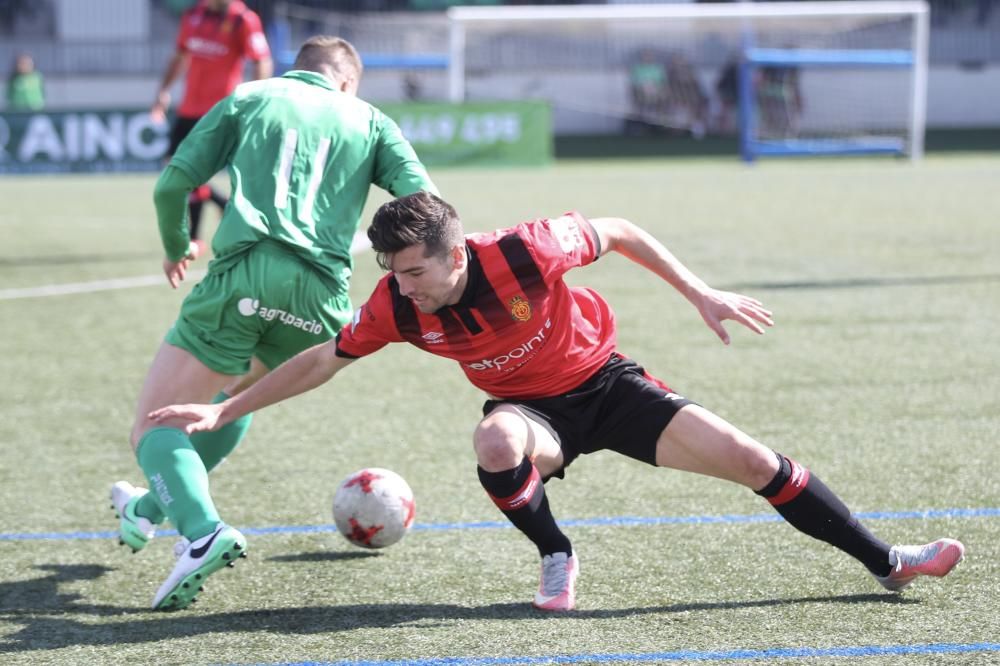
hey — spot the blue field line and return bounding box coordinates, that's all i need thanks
[263,642,1000,665]
[2,507,997,543]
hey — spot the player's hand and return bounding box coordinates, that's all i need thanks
[148,403,225,434]
[694,288,773,345]
[162,242,199,288]
[150,92,170,123]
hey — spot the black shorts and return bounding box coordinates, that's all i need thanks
[167,115,202,156]
[482,353,694,479]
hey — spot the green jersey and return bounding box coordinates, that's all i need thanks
[6,71,45,111]
[165,70,436,289]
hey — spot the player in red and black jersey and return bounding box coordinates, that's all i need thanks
[338,208,615,399]
[152,192,965,611]
[151,0,272,256]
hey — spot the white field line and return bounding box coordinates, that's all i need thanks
[0,232,373,301]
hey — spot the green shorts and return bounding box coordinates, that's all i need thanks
[166,240,353,375]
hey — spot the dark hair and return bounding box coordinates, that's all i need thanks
[368,192,464,270]
[292,36,363,84]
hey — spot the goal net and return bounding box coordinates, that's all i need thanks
[272,2,450,103]
[447,2,929,160]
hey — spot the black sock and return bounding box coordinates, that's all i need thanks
[208,185,228,210]
[757,452,892,577]
[188,199,204,241]
[478,458,572,558]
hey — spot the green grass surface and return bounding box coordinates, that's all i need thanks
[1,156,998,665]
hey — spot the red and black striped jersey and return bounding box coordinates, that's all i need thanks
[176,0,270,117]
[336,212,618,399]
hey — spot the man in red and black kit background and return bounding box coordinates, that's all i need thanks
[151,0,273,258]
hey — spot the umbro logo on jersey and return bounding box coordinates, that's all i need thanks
[422,331,445,344]
[664,392,685,401]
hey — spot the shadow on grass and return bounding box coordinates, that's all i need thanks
[267,550,381,563]
[0,580,918,653]
[0,564,133,618]
[723,273,1000,292]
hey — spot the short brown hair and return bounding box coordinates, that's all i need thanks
[368,192,464,270]
[292,36,363,85]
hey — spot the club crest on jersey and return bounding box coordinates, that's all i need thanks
[509,295,532,322]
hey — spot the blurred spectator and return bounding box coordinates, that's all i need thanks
[713,55,739,135]
[152,0,273,256]
[5,53,45,111]
[626,48,668,134]
[665,52,708,139]
[757,64,803,139]
[403,72,423,101]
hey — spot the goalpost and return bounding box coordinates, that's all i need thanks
[447,2,929,161]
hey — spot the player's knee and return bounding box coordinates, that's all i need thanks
[128,422,145,451]
[741,440,782,490]
[473,414,525,470]
[129,417,163,452]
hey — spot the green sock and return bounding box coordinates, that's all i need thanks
[136,426,220,541]
[192,391,253,472]
[134,488,167,525]
[133,392,253,524]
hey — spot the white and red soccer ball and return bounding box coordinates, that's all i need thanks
[332,468,416,549]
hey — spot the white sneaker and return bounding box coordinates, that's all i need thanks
[875,538,965,592]
[533,551,579,611]
[110,481,156,553]
[152,523,247,610]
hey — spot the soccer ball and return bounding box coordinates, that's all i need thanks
[332,468,416,549]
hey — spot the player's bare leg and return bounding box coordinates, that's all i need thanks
[119,342,248,609]
[171,355,269,471]
[118,353,265,550]
[653,404,777,487]
[474,405,578,611]
[220,356,269,398]
[655,404,963,590]
[130,342,232,448]
[114,343,232,551]
[474,404,563,475]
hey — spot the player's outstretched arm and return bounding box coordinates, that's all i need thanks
[251,56,273,81]
[149,340,355,434]
[588,216,774,345]
[153,165,201,288]
[151,52,189,123]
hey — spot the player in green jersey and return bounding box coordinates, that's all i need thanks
[109,36,437,611]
